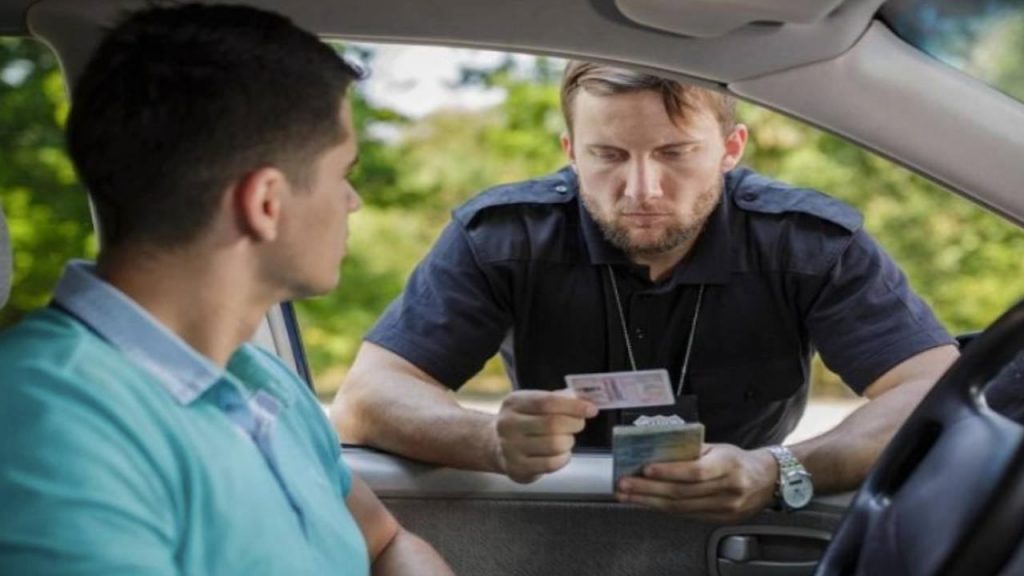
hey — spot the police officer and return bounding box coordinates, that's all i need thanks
[331,61,959,522]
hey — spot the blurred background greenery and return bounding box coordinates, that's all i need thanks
[3,38,1023,402]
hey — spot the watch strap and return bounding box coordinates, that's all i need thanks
[767,445,810,511]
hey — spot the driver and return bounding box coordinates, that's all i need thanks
[331,61,960,522]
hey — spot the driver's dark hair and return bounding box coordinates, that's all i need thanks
[67,3,365,249]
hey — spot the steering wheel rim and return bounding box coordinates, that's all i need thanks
[815,299,1024,576]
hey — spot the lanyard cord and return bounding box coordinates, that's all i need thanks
[606,265,705,397]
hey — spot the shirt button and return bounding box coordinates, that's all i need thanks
[554,185,568,194]
[634,328,645,340]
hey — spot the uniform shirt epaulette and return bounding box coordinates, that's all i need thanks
[453,167,576,227]
[730,169,864,233]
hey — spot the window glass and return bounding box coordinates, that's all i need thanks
[883,0,1024,103]
[295,43,1024,443]
[4,37,1023,441]
[0,38,95,330]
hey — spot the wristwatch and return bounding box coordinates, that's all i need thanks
[767,445,814,511]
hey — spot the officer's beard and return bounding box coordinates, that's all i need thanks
[584,173,724,259]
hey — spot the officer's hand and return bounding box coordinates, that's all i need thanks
[493,390,598,484]
[614,444,778,523]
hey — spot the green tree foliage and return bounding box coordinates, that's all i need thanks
[742,103,1024,334]
[0,38,94,328]
[973,13,1024,102]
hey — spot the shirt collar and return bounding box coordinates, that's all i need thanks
[53,260,224,405]
[577,170,735,285]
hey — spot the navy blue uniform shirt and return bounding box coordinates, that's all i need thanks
[368,167,954,449]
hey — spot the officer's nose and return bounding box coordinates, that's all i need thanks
[624,158,663,202]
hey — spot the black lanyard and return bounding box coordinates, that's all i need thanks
[606,265,704,396]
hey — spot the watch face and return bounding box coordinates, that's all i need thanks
[782,474,814,509]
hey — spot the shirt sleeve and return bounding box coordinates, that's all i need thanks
[365,221,514,389]
[0,364,178,575]
[805,230,955,394]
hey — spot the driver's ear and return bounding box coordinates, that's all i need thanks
[233,167,287,242]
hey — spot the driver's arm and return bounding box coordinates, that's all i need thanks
[346,474,453,575]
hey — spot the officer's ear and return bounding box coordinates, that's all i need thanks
[560,131,575,165]
[720,123,748,172]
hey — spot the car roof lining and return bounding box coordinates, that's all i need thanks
[614,0,850,39]
[733,22,1024,227]
[0,0,35,35]
[25,0,882,83]
[21,0,1024,226]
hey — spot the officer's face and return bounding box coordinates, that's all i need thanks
[563,89,746,263]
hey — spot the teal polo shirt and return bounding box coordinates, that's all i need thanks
[0,262,369,575]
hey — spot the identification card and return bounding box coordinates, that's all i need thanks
[565,369,674,411]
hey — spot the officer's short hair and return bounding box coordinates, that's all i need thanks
[67,3,365,249]
[560,60,736,137]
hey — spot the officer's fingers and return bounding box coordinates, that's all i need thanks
[512,433,575,457]
[497,411,582,440]
[512,452,572,477]
[641,458,726,484]
[643,446,736,482]
[496,402,548,437]
[616,491,748,521]
[519,413,588,436]
[507,471,543,485]
[617,475,726,500]
[504,390,597,418]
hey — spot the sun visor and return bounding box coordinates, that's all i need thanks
[615,0,848,38]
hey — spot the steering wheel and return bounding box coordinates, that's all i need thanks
[814,299,1024,576]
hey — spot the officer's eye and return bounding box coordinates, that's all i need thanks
[590,148,625,162]
[658,145,695,160]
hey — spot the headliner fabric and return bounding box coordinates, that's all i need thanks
[0,203,11,309]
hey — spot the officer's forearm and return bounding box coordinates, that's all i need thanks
[788,378,934,494]
[333,368,503,473]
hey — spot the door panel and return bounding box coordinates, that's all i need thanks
[347,447,850,575]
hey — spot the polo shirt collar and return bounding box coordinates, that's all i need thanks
[53,260,225,405]
[577,169,735,285]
